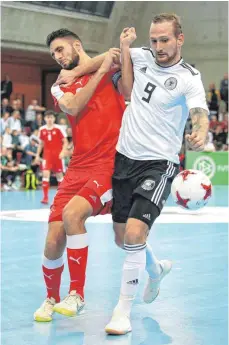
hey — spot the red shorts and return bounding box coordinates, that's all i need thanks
[42,156,64,173]
[49,169,113,223]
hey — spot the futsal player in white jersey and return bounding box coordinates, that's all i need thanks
[105,13,209,335]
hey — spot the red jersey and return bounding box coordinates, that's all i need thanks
[51,71,125,169]
[39,124,66,156]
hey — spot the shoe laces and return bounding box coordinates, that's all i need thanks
[63,291,83,306]
[42,298,55,313]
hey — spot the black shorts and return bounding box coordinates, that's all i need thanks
[112,152,179,223]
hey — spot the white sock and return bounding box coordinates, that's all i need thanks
[145,242,162,279]
[115,244,146,317]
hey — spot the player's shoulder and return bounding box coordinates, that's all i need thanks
[130,46,153,58]
[177,61,201,78]
[39,125,47,132]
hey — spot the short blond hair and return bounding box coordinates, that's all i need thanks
[152,13,182,37]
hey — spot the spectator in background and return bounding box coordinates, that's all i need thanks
[0,112,10,135]
[8,110,22,133]
[2,127,13,149]
[13,98,25,123]
[220,73,228,112]
[207,83,220,118]
[221,113,228,131]
[58,117,68,133]
[213,124,227,149]
[0,146,19,190]
[25,99,46,127]
[1,75,13,101]
[1,98,13,115]
[209,115,219,134]
[19,128,30,150]
[31,112,45,131]
[24,138,39,169]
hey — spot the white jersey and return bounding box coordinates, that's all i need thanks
[117,47,209,164]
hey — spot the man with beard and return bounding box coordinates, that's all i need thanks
[105,13,209,334]
[34,29,126,322]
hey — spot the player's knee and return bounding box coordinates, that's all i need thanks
[63,204,86,228]
[45,236,65,255]
[125,221,146,245]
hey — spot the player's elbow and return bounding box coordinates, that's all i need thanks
[59,98,79,116]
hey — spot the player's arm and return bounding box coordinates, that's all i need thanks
[55,52,107,87]
[35,138,44,162]
[119,27,137,100]
[186,108,209,151]
[53,48,120,116]
[59,137,69,159]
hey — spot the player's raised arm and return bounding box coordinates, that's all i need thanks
[52,48,120,116]
[55,52,108,87]
[119,27,137,100]
[186,108,209,151]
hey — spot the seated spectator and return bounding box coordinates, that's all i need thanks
[209,115,219,133]
[0,112,10,135]
[207,83,221,118]
[8,110,22,132]
[19,129,30,150]
[0,147,20,190]
[30,129,40,143]
[213,125,227,148]
[24,138,39,168]
[12,98,25,123]
[220,73,228,112]
[58,117,68,133]
[1,98,13,115]
[2,127,13,149]
[31,112,45,131]
[25,99,46,127]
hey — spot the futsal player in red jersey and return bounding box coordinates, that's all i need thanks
[36,110,68,204]
[34,29,126,322]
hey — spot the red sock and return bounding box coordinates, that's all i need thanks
[67,247,88,299]
[42,265,64,302]
[42,181,49,199]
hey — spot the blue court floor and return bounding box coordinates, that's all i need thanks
[1,186,228,345]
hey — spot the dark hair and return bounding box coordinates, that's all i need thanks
[46,28,82,47]
[44,110,56,117]
[152,13,182,38]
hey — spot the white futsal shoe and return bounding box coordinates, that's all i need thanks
[53,290,85,317]
[143,260,172,304]
[105,310,132,335]
[34,297,56,322]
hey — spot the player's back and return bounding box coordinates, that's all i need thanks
[52,72,125,170]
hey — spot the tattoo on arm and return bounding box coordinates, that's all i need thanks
[190,108,209,133]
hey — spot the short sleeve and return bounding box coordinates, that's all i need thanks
[51,85,65,107]
[185,74,209,113]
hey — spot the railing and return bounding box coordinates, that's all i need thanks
[20,1,114,18]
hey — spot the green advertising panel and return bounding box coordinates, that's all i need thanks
[186,151,228,185]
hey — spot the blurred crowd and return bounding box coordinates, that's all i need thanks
[0,96,73,191]
[0,73,228,190]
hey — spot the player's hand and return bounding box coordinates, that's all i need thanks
[185,132,206,152]
[99,48,121,74]
[120,27,137,47]
[54,69,77,88]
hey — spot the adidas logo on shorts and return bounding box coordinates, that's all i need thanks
[143,213,151,220]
